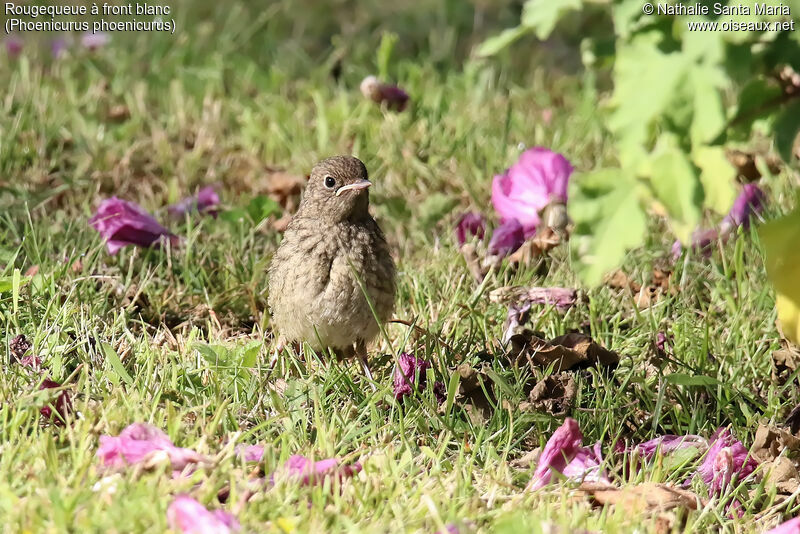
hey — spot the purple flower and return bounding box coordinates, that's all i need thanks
[491,147,574,238]
[488,218,525,257]
[766,517,800,534]
[633,434,708,459]
[167,495,239,534]
[455,212,486,246]
[236,444,265,463]
[393,353,432,400]
[655,332,669,353]
[673,184,766,258]
[168,186,220,218]
[5,35,23,58]
[721,183,765,231]
[38,378,72,424]
[692,428,757,496]
[89,197,178,255]
[81,31,110,51]
[96,423,205,474]
[528,418,608,489]
[525,287,577,310]
[51,37,68,59]
[275,455,362,486]
[360,75,410,111]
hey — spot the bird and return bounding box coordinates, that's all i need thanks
[267,155,396,378]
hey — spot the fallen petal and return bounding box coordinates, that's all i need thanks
[393,352,433,400]
[81,31,110,50]
[89,197,178,255]
[488,218,525,257]
[766,517,800,534]
[360,75,409,111]
[528,417,583,490]
[634,435,708,459]
[276,455,362,486]
[168,186,221,218]
[96,423,205,473]
[455,212,486,246]
[167,495,239,534]
[693,428,757,497]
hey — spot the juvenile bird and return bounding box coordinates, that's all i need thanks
[267,156,396,376]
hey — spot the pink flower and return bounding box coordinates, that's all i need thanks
[673,184,765,258]
[393,353,431,400]
[168,186,220,218]
[51,37,68,58]
[633,434,708,459]
[488,218,524,257]
[692,428,757,496]
[96,423,205,474]
[5,35,23,58]
[275,455,362,486]
[721,183,765,231]
[766,517,800,534]
[167,495,239,534]
[89,197,178,255]
[81,31,110,51]
[527,418,608,490]
[236,444,264,463]
[38,378,73,424]
[360,76,410,111]
[491,148,573,238]
[455,212,486,246]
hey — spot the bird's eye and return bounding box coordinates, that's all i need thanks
[324,176,336,189]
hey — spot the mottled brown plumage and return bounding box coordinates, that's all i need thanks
[267,156,396,370]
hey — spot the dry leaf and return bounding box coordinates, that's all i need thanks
[107,104,131,123]
[511,447,542,469]
[521,374,577,416]
[580,482,701,512]
[24,265,39,277]
[773,346,800,384]
[751,424,800,462]
[266,172,307,211]
[508,332,620,371]
[508,227,562,264]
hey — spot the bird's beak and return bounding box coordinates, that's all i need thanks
[335,179,372,196]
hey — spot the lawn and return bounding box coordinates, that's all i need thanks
[1,1,799,532]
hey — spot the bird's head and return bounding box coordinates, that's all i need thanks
[300,155,372,222]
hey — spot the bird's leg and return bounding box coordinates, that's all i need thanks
[355,339,375,388]
[266,335,286,377]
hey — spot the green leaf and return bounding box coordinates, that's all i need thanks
[240,341,261,368]
[219,208,249,225]
[734,78,782,123]
[101,342,134,386]
[247,196,282,223]
[520,0,583,40]
[692,146,737,215]
[650,145,702,242]
[569,168,647,286]
[609,34,689,165]
[689,66,727,147]
[774,100,800,163]
[475,26,529,57]
[759,204,800,344]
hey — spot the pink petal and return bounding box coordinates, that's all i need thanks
[167,495,239,534]
[528,418,584,490]
[488,218,525,257]
[634,434,708,458]
[277,455,362,486]
[393,353,432,400]
[455,212,486,246]
[766,517,800,534]
[96,423,204,473]
[722,183,765,231]
[81,31,110,50]
[168,186,220,218]
[693,428,757,497]
[89,197,177,255]
[491,148,574,238]
[236,444,265,463]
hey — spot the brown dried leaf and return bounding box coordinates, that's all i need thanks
[508,227,562,264]
[510,447,541,469]
[456,363,494,424]
[460,243,489,282]
[773,347,800,384]
[751,424,800,463]
[726,149,761,182]
[763,457,800,494]
[507,332,620,371]
[580,482,701,512]
[605,270,641,292]
[523,374,576,416]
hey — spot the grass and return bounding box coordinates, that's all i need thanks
[1,0,798,532]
